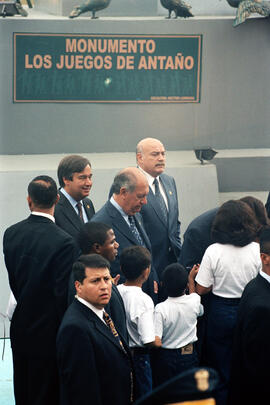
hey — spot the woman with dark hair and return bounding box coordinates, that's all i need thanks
[240,195,270,238]
[189,200,261,405]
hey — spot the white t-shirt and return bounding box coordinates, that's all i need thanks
[117,284,155,347]
[154,293,203,349]
[195,242,261,298]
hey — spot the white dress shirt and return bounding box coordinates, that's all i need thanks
[117,284,155,347]
[154,293,203,349]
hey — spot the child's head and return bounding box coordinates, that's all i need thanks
[162,263,188,297]
[120,246,151,281]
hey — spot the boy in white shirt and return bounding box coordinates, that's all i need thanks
[118,246,161,399]
[154,263,203,386]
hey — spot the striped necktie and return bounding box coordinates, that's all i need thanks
[153,178,168,224]
[128,215,145,246]
[103,311,134,402]
[76,202,84,222]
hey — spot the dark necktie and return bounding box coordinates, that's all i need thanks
[76,202,84,222]
[103,311,134,402]
[128,215,144,246]
[103,311,126,353]
[153,178,168,224]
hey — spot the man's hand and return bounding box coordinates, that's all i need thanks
[154,280,158,294]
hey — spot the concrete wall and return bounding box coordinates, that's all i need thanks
[0,15,269,155]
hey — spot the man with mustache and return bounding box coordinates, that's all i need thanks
[136,138,181,300]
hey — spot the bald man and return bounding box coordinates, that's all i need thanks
[91,167,158,302]
[136,138,181,297]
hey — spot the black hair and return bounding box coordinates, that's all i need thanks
[120,246,151,280]
[259,226,270,255]
[211,200,259,247]
[240,196,269,237]
[77,222,112,254]
[73,254,110,283]
[162,263,188,297]
[57,155,91,187]
[27,175,58,208]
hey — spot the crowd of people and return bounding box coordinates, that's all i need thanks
[3,137,270,405]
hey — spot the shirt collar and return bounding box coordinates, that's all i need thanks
[76,295,105,323]
[138,166,159,187]
[31,211,55,223]
[259,270,270,284]
[110,196,129,219]
[61,187,83,209]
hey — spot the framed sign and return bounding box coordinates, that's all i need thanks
[14,33,202,103]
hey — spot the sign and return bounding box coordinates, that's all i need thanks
[13,33,202,103]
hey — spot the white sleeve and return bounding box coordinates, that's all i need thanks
[137,306,155,344]
[195,247,215,288]
[189,293,204,317]
[6,291,17,321]
[154,306,164,339]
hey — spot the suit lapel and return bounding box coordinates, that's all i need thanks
[160,176,175,228]
[83,199,94,220]
[78,300,128,354]
[59,192,83,232]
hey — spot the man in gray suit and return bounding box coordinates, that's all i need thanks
[136,138,181,291]
[91,167,158,302]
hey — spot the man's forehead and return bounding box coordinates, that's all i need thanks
[106,229,115,238]
[85,267,110,276]
[143,140,164,152]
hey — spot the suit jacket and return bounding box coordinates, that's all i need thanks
[139,173,181,279]
[265,191,270,218]
[54,190,95,243]
[91,201,158,301]
[3,214,76,357]
[228,273,270,404]
[180,208,218,269]
[56,299,133,405]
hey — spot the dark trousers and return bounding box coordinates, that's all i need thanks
[131,348,152,400]
[12,350,59,405]
[206,294,240,405]
[152,345,198,387]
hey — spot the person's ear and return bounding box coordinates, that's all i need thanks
[55,193,60,205]
[93,243,101,254]
[75,280,82,294]
[27,195,33,210]
[119,187,128,199]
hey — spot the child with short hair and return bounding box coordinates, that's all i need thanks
[153,263,203,386]
[118,245,161,399]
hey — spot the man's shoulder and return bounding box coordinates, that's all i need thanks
[91,201,115,223]
[160,172,175,183]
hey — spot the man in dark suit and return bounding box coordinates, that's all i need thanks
[136,138,181,285]
[3,175,76,405]
[228,226,270,405]
[265,191,270,218]
[56,254,133,405]
[180,208,218,269]
[91,167,158,302]
[54,154,95,243]
[77,221,128,342]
